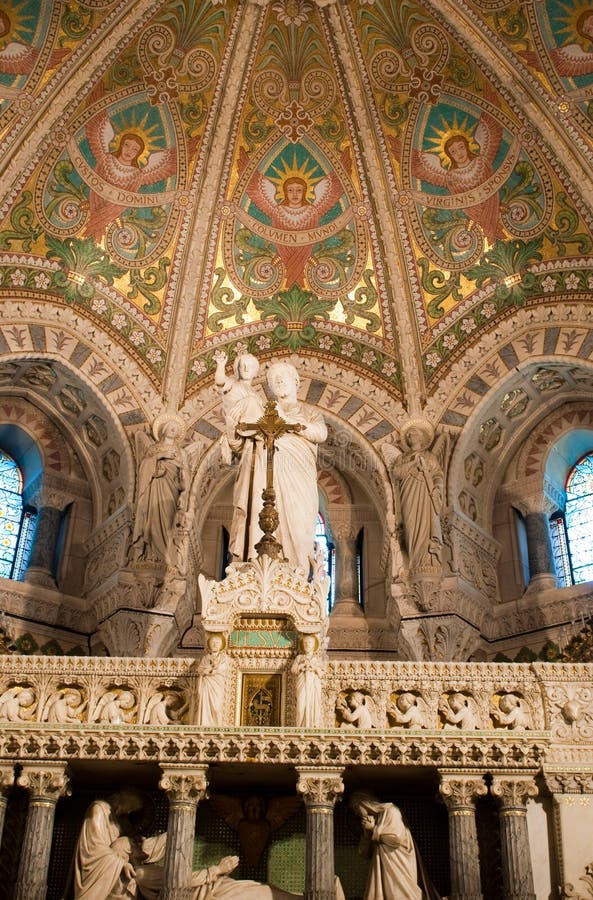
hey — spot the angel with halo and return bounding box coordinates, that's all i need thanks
[128,413,203,567]
[209,792,302,867]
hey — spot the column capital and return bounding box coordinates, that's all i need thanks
[16,763,70,802]
[544,772,593,794]
[0,764,14,797]
[159,765,208,805]
[296,768,344,807]
[491,776,538,810]
[439,774,488,810]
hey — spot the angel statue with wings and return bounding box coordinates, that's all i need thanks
[209,793,302,868]
[385,418,449,574]
[128,414,203,568]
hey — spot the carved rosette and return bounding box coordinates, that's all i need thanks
[159,767,208,808]
[296,769,344,809]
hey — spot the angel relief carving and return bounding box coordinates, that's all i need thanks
[209,793,302,867]
[387,691,430,729]
[491,691,533,730]
[336,690,378,729]
[439,691,481,730]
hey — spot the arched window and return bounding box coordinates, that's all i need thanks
[315,513,335,612]
[0,449,36,580]
[550,451,593,586]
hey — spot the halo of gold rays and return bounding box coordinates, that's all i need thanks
[0,1,36,43]
[555,0,593,44]
[108,112,163,168]
[267,153,323,203]
[425,114,480,169]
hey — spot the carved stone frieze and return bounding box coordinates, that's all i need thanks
[545,772,593,795]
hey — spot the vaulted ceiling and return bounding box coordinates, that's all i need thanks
[1,0,593,449]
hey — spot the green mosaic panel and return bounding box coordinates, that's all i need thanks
[229,630,297,649]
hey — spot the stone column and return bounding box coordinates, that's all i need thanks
[159,765,208,899]
[439,774,487,900]
[491,776,538,900]
[544,772,593,897]
[296,768,344,900]
[525,512,556,589]
[24,504,63,587]
[0,764,14,845]
[14,763,70,900]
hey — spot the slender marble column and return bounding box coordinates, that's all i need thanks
[159,765,208,899]
[24,505,62,587]
[297,768,344,900]
[525,512,556,588]
[491,776,538,900]
[0,764,15,846]
[14,764,70,900]
[439,774,487,900]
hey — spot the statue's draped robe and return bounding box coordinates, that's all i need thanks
[396,450,442,570]
[365,802,422,900]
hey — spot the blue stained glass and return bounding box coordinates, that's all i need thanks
[565,453,593,585]
[315,513,335,612]
[0,448,24,579]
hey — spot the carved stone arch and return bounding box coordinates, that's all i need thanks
[448,356,593,531]
[431,303,593,428]
[0,353,136,526]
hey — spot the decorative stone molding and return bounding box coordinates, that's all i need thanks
[439,774,488,809]
[490,775,539,809]
[544,773,593,795]
[199,556,330,635]
[296,769,344,807]
[159,766,209,804]
[16,763,70,801]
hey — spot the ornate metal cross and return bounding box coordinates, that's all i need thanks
[238,399,302,560]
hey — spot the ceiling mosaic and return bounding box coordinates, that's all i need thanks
[0,0,591,422]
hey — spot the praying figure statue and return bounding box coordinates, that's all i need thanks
[349,792,440,900]
[129,414,202,568]
[291,634,325,727]
[390,419,448,573]
[195,633,230,726]
[73,788,304,899]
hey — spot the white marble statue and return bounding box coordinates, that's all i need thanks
[390,419,447,572]
[196,634,230,726]
[74,788,306,899]
[42,687,86,723]
[349,793,424,900]
[291,634,324,727]
[221,358,326,570]
[336,690,377,729]
[491,692,533,730]
[439,691,480,730]
[0,685,36,722]
[129,414,202,567]
[216,351,266,563]
[387,692,429,729]
[265,362,327,570]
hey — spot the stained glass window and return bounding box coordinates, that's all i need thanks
[549,516,572,588]
[315,513,335,612]
[0,449,35,580]
[565,452,593,585]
